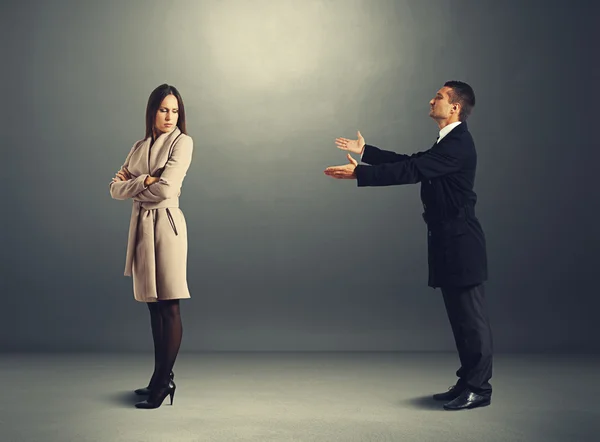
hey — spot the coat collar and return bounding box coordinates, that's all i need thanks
[436,121,468,144]
[147,126,181,147]
[143,127,182,173]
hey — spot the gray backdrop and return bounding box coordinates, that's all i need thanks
[2,0,598,352]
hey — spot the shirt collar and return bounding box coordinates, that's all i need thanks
[437,121,462,143]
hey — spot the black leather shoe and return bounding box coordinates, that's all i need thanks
[134,371,174,396]
[432,384,466,401]
[443,389,491,410]
[135,380,176,409]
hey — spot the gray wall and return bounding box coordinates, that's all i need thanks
[2,0,598,352]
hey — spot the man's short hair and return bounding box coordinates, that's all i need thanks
[444,81,475,121]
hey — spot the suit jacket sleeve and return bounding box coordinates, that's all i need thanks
[109,141,150,200]
[133,136,194,202]
[361,144,426,165]
[355,136,465,186]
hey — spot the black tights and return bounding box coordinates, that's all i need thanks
[147,300,183,388]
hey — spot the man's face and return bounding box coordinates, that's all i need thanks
[429,86,457,120]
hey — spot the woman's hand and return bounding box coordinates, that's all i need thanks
[112,167,132,182]
[144,176,160,187]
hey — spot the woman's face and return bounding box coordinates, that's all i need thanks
[154,94,179,135]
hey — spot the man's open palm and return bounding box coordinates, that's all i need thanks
[335,131,365,155]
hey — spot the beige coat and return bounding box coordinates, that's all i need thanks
[110,127,193,302]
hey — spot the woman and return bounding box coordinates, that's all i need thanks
[109,84,193,409]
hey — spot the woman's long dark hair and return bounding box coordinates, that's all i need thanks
[145,84,187,139]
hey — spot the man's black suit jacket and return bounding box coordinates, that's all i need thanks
[355,122,488,288]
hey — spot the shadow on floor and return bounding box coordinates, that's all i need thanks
[104,391,144,407]
[404,395,445,411]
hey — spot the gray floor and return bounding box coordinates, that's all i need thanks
[3,352,599,442]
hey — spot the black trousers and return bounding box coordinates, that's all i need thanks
[441,283,493,396]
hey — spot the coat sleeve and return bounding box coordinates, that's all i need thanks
[361,144,426,165]
[355,137,466,186]
[109,141,150,200]
[133,136,193,202]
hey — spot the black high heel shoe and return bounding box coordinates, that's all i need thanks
[134,371,174,395]
[134,379,176,409]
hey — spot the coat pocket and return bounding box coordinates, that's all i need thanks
[441,217,468,237]
[441,218,468,275]
[165,208,179,236]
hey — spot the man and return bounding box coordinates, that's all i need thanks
[324,81,493,411]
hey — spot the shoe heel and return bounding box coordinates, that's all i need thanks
[169,387,176,405]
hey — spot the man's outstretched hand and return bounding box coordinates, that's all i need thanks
[335,131,365,155]
[324,153,359,179]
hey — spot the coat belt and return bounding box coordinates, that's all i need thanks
[422,204,475,226]
[124,199,179,286]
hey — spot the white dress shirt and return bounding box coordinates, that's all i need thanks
[436,121,462,143]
